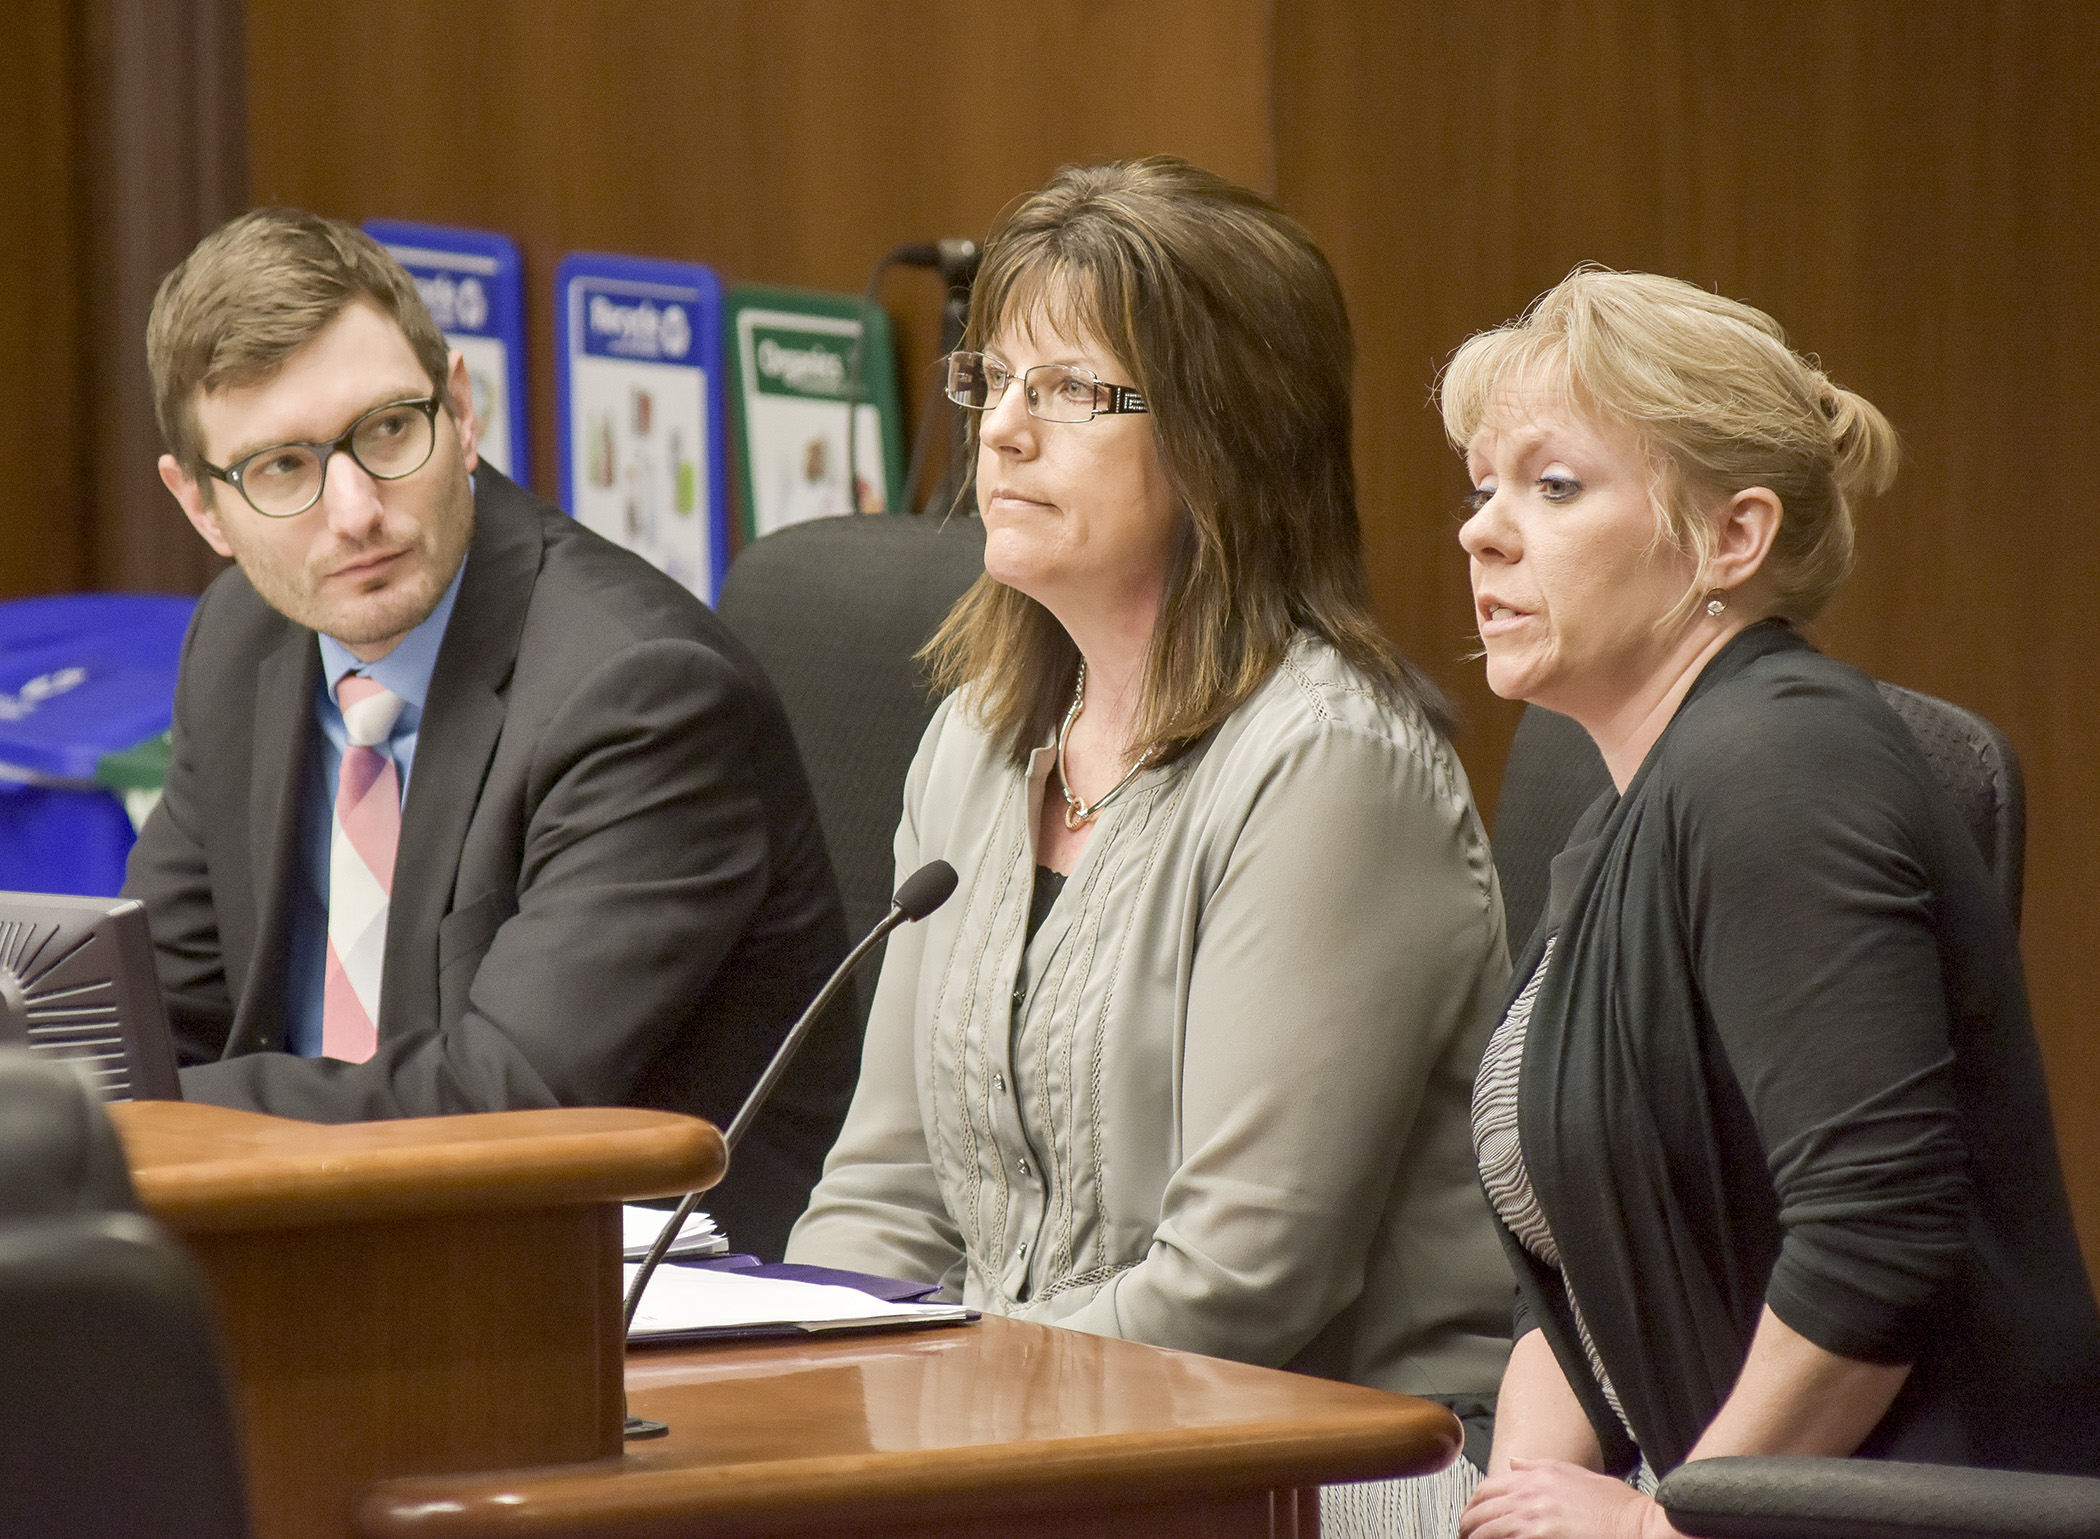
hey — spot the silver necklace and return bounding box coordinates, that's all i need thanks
[1055,661,1152,830]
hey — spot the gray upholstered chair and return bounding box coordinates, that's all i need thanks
[1656,1455,2100,1539]
[715,513,986,1020]
[0,1050,249,1537]
[1490,704,1615,951]
[1872,682,2026,927]
[1491,682,2028,950]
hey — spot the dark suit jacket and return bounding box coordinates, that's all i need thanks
[124,468,854,1258]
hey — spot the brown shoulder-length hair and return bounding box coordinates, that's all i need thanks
[924,156,1450,766]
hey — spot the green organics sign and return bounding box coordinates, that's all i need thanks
[751,328,855,401]
[728,285,906,534]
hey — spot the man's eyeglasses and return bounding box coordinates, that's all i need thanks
[202,396,443,517]
[942,352,1147,424]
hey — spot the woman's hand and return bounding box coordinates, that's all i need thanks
[1459,1459,1681,1539]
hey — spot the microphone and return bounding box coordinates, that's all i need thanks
[621,860,959,1338]
[889,858,962,921]
[886,239,983,289]
[844,239,983,513]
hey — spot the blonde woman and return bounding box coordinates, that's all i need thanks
[1444,270,2100,1539]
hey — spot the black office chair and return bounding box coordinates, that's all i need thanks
[1492,683,2029,950]
[0,1051,250,1538]
[1873,683,2027,927]
[1656,1455,2100,1539]
[716,513,987,1018]
[1490,705,1615,952]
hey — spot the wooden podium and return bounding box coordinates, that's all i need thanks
[113,1102,1462,1539]
[110,1100,722,1539]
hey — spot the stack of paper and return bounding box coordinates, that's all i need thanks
[621,1204,728,1262]
[624,1262,970,1341]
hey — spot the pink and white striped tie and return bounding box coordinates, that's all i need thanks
[322,675,405,1063]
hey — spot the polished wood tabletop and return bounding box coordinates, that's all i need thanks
[110,1100,723,1231]
[356,1313,1462,1538]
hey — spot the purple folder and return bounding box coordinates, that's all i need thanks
[688,1256,945,1303]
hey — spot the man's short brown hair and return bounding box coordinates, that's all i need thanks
[147,207,450,480]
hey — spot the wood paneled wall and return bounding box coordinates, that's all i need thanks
[77,0,247,595]
[242,0,1275,504]
[0,0,245,603]
[1273,1,2100,1274]
[1,0,90,598]
[17,0,2088,1266]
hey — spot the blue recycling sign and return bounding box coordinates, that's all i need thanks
[365,220,531,483]
[555,254,729,601]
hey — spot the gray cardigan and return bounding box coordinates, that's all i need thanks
[789,636,1513,1396]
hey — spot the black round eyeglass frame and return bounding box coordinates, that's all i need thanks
[201,395,444,518]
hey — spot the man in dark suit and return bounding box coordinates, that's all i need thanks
[125,207,852,1258]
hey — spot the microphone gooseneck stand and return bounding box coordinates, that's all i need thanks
[843,240,981,518]
[621,859,959,1439]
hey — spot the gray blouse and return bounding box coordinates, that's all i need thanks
[788,636,1514,1397]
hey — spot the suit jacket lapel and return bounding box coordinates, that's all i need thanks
[226,624,320,1058]
[382,470,544,1038]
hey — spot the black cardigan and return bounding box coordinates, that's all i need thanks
[1505,623,2100,1476]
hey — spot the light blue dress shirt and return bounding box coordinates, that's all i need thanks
[283,559,467,1056]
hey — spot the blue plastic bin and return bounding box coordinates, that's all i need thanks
[0,594,197,896]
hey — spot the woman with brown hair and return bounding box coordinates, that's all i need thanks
[788,157,1513,1530]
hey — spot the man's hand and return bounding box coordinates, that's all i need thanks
[1460,1458,1680,1539]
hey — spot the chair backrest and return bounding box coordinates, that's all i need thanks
[716,514,987,1015]
[0,1051,250,1538]
[1871,682,2026,928]
[1492,682,2028,950]
[1491,706,1613,951]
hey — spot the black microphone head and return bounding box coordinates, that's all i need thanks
[886,242,942,268]
[935,238,982,287]
[892,860,958,921]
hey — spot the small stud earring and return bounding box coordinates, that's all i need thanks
[1706,596,1727,617]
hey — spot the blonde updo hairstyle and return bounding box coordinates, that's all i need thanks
[1438,267,1899,625]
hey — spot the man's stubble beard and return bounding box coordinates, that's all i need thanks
[233,472,475,648]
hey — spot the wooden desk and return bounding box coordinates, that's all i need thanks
[356,1314,1462,1539]
[112,1101,722,1539]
